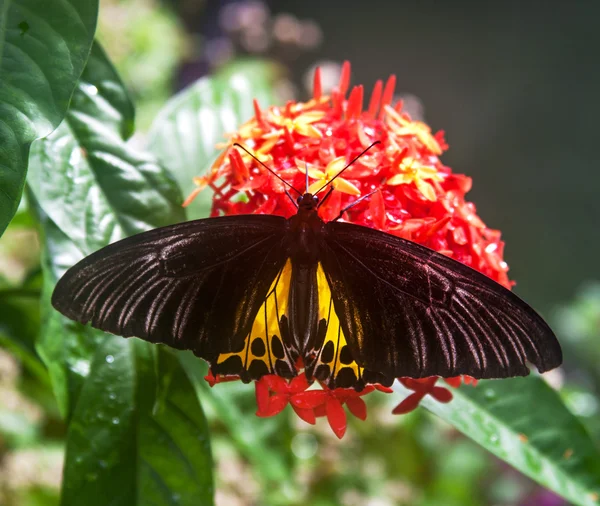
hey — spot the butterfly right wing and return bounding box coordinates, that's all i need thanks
[316,221,561,385]
[51,215,292,377]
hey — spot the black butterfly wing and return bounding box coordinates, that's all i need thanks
[52,215,289,371]
[319,221,562,382]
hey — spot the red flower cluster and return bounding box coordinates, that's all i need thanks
[254,374,393,439]
[188,62,509,438]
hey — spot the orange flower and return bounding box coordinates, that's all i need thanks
[387,156,444,201]
[297,156,361,196]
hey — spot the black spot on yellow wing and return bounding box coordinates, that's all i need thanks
[212,260,296,381]
[251,339,266,357]
[320,341,335,363]
[271,335,285,359]
[339,345,353,365]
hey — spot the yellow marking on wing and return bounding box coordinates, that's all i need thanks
[216,260,294,378]
[314,263,364,384]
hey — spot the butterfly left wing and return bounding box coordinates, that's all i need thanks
[51,215,297,380]
[315,221,562,386]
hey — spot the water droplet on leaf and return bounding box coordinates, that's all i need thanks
[18,21,29,36]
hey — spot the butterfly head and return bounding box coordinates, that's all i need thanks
[297,193,319,211]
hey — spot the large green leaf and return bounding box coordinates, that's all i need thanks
[0,0,98,236]
[29,42,185,414]
[62,338,213,506]
[29,43,182,255]
[147,59,277,219]
[28,42,212,504]
[180,352,300,501]
[35,211,106,418]
[0,271,47,384]
[395,376,600,506]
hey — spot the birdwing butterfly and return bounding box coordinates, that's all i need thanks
[51,144,562,390]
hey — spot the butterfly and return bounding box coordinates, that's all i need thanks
[51,143,562,391]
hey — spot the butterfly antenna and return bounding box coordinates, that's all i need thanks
[305,161,309,193]
[233,143,302,196]
[332,188,381,222]
[314,141,381,195]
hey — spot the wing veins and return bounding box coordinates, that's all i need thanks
[160,234,278,277]
[117,274,165,330]
[452,293,510,369]
[331,239,448,308]
[426,306,455,371]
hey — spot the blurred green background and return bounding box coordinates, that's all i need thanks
[1,1,598,505]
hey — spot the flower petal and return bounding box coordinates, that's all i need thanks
[415,178,437,201]
[333,178,361,196]
[263,375,289,393]
[325,156,349,176]
[295,110,326,124]
[418,165,443,179]
[182,187,202,208]
[297,164,326,180]
[444,376,463,388]
[392,393,425,415]
[292,405,317,425]
[387,173,413,186]
[369,190,386,229]
[346,397,367,421]
[257,136,279,154]
[308,180,324,195]
[295,123,322,138]
[257,394,288,417]
[255,380,270,415]
[289,374,311,393]
[204,370,217,387]
[431,386,454,403]
[291,390,327,409]
[314,404,327,418]
[326,397,347,439]
[463,376,478,386]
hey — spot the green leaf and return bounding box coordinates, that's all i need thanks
[395,376,600,506]
[180,353,299,498]
[0,274,48,384]
[29,43,184,256]
[28,42,185,415]
[147,59,277,219]
[61,338,213,506]
[35,210,106,418]
[0,0,98,236]
[29,42,213,504]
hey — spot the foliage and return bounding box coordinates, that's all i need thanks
[0,2,599,506]
[0,0,98,237]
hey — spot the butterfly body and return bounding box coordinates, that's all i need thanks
[285,194,326,360]
[52,191,562,391]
